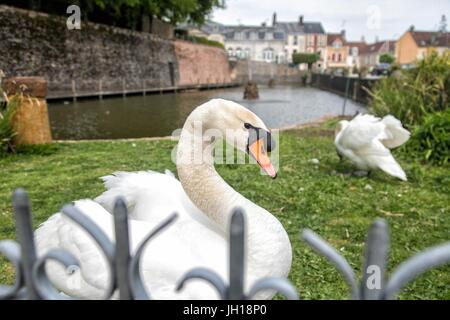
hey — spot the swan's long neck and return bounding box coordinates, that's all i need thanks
[176,105,292,281]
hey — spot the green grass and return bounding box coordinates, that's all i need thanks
[0,125,449,299]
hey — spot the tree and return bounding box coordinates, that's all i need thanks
[379,53,395,64]
[292,53,319,69]
[13,0,225,27]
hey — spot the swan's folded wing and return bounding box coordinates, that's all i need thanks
[356,141,407,181]
[380,115,410,149]
[35,200,115,299]
[95,170,165,213]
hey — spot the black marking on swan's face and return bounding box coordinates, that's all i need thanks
[244,122,276,153]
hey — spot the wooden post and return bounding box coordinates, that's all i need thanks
[99,79,103,100]
[3,77,52,145]
[71,79,77,102]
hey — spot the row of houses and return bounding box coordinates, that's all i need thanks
[179,13,450,72]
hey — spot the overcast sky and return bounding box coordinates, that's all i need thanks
[211,0,449,42]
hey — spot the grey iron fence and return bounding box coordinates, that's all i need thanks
[311,73,379,105]
[0,188,449,300]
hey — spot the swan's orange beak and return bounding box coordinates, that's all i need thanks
[248,138,277,179]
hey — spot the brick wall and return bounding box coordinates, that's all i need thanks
[0,5,233,97]
[174,40,231,85]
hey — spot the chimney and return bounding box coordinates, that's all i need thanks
[341,29,346,38]
[261,22,266,27]
[272,12,277,26]
[375,35,379,43]
[298,15,304,26]
[361,35,365,43]
[409,25,415,32]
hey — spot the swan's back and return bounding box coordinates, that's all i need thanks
[95,170,222,232]
[35,199,228,299]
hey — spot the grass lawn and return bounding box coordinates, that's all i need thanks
[0,122,449,299]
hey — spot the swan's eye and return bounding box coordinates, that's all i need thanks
[244,123,252,129]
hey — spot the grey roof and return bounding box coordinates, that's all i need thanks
[275,21,325,34]
[200,20,228,34]
[176,20,227,35]
[176,19,325,41]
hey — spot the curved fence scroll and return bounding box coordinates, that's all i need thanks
[0,189,298,300]
[302,218,450,300]
[0,188,449,300]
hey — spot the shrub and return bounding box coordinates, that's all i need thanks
[405,109,450,165]
[182,35,225,49]
[379,53,395,64]
[0,95,19,154]
[292,53,319,69]
[368,51,450,127]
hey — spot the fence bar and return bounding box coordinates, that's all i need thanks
[12,189,40,299]
[229,208,245,299]
[113,198,133,300]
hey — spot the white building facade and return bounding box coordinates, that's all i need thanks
[223,25,287,63]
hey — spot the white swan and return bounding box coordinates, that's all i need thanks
[334,114,410,180]
[35,98,292,299]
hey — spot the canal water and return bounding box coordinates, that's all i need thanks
[48,85,366,140]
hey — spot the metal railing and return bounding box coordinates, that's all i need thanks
[311,73,378,105]
[0,188,449,300]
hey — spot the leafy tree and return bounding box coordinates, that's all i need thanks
[6,0,225,27]
[292,53,319,69]
[379,53,395,64]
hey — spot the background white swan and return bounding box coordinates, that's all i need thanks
[35,98,292,299]
[334,114,410,180]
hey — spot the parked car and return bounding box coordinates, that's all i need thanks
[370,63,391,76]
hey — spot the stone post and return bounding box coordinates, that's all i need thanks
[243,81,259,100]
[3,77,52,145]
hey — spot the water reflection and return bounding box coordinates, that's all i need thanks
[48,85,366,140]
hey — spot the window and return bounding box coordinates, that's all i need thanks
[245,48,251,58]
[333,40,342,49]
[263,48,274,61]
[258,32,265,40]
[245,32,250,40]
[332,53,336,61]
[274,32,284,40]
[293,36,298,45]
[236,48,243,59]
[227,48,234,56]
[338,53,342,62]
[318,35,326,46]
[351,47,358,56]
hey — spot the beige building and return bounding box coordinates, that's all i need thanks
[274,14,327,69]
[359,40,395,68]
[325,31,348,69]
[346,40,367,70]
[396,29,450,65]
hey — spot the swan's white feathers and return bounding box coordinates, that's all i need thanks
[339,114,385,150]
[335,114,409,180]
[35,199,226,299]
[34,99,292,300]
[380,115,411,149]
